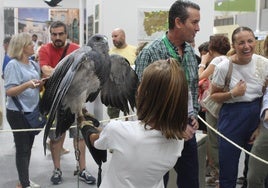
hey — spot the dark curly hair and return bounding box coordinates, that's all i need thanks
[209,35,231,55]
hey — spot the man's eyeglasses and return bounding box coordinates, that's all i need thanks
[51,32,65,37]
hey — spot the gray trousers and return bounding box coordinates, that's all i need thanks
[247,125,268,188]
[206,111,219,170]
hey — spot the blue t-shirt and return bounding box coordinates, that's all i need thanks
[4,59,41,112]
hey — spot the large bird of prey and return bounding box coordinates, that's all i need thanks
[40,34,139,151]
[43,0,62,7]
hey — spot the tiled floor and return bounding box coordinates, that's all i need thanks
[0,115,244,188]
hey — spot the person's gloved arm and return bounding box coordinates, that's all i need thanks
[79,115,107,187]
[80,119,100,147]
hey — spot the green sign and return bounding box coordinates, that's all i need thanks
[215,0,256,12]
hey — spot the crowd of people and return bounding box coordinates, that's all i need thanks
[1,0,268,188]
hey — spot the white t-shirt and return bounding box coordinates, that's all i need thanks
[210,55,228,66]
[95,120,184,188]
[212,54,268,103]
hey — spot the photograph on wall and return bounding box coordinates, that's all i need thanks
[50,9,80,44]
[88,14,94,37]
[137,8,168,42]
[4,8,15,37]
[3,7,80,45]
[95,4,99,20]
[17,8,49,43]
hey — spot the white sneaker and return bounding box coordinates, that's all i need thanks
[16,180,40,188]
[30,180,40,188]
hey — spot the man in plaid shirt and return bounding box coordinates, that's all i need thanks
[135,1,200,187]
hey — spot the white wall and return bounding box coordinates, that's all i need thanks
[91,0,214,50]
[3,0,214,49]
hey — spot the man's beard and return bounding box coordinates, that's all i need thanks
[114,41,124,48]
[53,40,65,48]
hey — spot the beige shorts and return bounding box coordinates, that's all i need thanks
[48,122,83,140]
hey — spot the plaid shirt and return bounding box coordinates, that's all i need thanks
[135,34,199,116]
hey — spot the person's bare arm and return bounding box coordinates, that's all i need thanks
[90,133,100,146]
[199,63,215,80]
[41,65,54,77]
[210,80,247,103]
[6,80,40,96]
[198,52,213,80]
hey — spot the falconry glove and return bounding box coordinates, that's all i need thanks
[80,118,107,187]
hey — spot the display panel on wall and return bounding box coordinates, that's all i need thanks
[4,7,80,44]
[138,8,168,42]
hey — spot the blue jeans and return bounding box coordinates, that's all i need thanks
[7,109,35,188]
[164,135,199,188]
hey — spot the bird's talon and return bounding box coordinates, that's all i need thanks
[80,121,94,129]
[77,115,86,124]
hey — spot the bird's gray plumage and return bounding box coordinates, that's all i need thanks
[101,54,138,114]
[43,0,62,7]
[40,34,139,152]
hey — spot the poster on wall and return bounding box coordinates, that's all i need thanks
[138,8,168,42]
[17,8,49,43]
[3,8,80,44]
[50,9,80,44]
[4,8,15,37]
[94,4,99,34]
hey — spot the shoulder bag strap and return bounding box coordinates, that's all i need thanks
[223,59,233,91]
[11,96,24,114]
[30,60,39,73]
[59,43,70,62]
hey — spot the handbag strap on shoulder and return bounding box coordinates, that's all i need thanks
[59,42,70,62]
[11,96,24,113]
[224,59,233,91]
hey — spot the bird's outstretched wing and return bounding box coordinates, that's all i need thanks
[40,34,111,153]
[40,54,73,116]
[40,34,139,157]
[41,46,106,152]
[100,54,139,114]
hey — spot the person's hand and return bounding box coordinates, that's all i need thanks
[39,77,49,87]
[188,116,199,130]
[248,126,260,144]
[80,119,100,146]
[264,109,268,122]
[41,77,49,82]
[231,80,247,97]
[28,79,40,89]
[183,124,196,141]
[201,52,213,66]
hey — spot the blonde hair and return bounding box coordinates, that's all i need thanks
[136,58,188,139]
[7,33,32,61]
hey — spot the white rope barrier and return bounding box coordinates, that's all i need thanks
[0,114,137,133]
[198,114,268,165]
[1,113,267,165]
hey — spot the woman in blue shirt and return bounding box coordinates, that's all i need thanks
[4,33,46,188]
